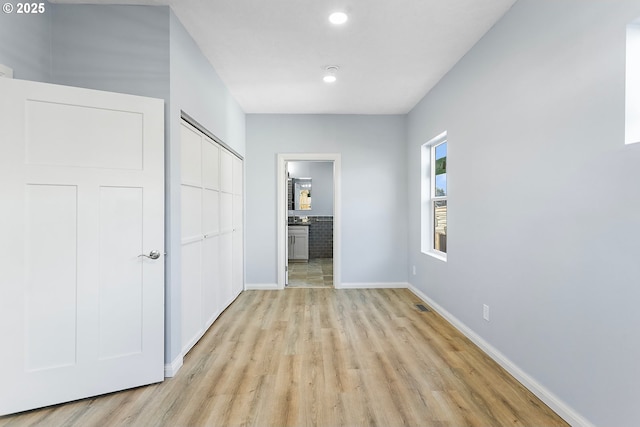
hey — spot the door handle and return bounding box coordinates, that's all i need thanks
[139,250,161,260]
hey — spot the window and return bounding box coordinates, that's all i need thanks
[626,19,640,145]
[421,132,447,260]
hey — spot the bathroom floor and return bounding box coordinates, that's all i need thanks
[287,258,333,288]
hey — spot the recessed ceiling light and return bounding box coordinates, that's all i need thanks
[323,66,339,83]
[329,12,348,25]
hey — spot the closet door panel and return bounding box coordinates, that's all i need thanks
[181,241,203,352]
[202,235,220,326]
[232,156,243,195]
[219,232,233,306]
[202,189,220,236]
[202,139,219,190]
[232,194,242,230]
[180,125,202,186]
[181,185,201,241]
[220,150,233,194]
[232,229,243,297]
[220,193,233,233]
[179,119,243,361]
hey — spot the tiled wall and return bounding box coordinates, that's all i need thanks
[287,178,294,210]
[289,216,333,259]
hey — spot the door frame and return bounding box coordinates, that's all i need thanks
[277,153,341,289]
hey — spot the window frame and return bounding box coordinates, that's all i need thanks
[421,132,447,261]
[626,19,640,145]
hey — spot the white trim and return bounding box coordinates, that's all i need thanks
[0,64,13,79]
[182,329,205,357]
[204,311,222,330]
[408,284,596,427]
[626,22,640,145]
[337,282,409,289]
[424,250,447,262]
[164,355,183,378]
[421,131,448,258]
[277,153,341,290]
[245,283,280,290]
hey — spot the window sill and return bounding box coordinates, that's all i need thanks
[423,250,447,262]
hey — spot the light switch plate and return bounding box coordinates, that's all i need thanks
[0,64,14,78]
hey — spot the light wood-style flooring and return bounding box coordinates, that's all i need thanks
[0,288,568,427]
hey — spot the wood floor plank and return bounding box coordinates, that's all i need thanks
[0,288,569,427]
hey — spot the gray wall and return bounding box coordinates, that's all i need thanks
[51,5,170,101]
[407,1,640,426]
[246,114,408,285]
[169,11,245,154]
[288,161,334,216]
[0,6,51,82]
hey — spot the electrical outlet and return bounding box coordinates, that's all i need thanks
[483,304,490,321]
[412,265,416,275]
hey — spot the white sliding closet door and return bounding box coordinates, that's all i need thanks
[232,157,244,296]
[219,149,234,307]
[180,120,243,355]
[202,138,221,328]
[180,123,205,353]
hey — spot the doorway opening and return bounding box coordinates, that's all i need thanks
[286,161,333,287]
[277,153,341,289]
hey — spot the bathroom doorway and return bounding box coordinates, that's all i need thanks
[277,153,341,289]
[286,161,333,287]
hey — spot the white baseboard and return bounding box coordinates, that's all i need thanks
[408,284,595,427]
[337,282,409,289]
[246,282,411,290]
[164,355,183,378]
[245,283,280,290]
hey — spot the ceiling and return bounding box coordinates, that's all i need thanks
[51,0,517,114]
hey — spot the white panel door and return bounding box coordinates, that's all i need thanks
[0,78,164,415]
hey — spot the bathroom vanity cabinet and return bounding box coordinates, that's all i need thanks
[288,225,309,261]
